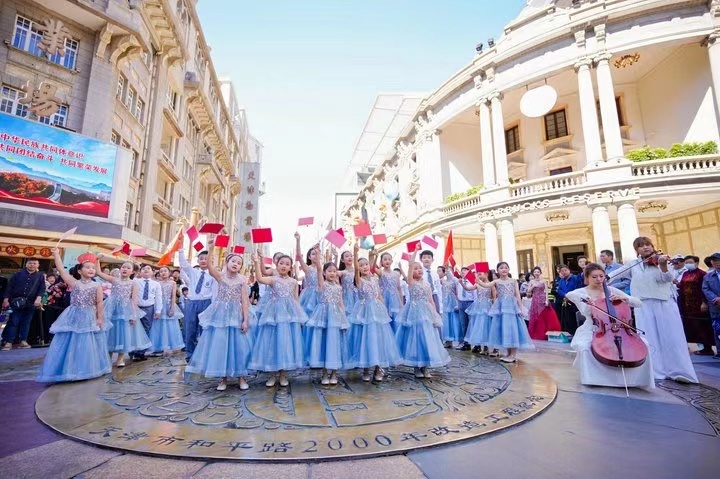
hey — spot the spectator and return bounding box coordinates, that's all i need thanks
[599,250,630,292]
[552,264,582,335]
[678,255,715,356]
[701,253,720,359]
[1,258,46,350]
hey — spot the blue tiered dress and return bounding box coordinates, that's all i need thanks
[487,281,534,350]
[395,282,451,368]
[299,267,320,316]
[104,279,151,355]
[38,280,112,382]
[346,276,401,368]
[186,274,253,378]
[440,275,464,342]
[464,285,493,347]
[303,282,349,370]
[149,281,185,352]
[340,268,358,316]
[249,276,307,371]
[379,270,403,332]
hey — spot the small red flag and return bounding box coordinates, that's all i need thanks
[129,248,147,257]
[193,241,205,252]
[232,245,245,254]
[251,228,273,244]
[372,234,387,245]
[443,230,454,266]
[465,271,477,284]
[215,235,230,248]
[406,240,421,253]
[186,225,199,242]
[475,262,490,273]
[353,221,372,237]
[263,256,273,265]
[325,229,346,248]
[422,235,439,249]
[298,217,314,226]
[199,223,224,234]
[401,252,412,261]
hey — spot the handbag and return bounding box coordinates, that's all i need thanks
[10,297,27,310]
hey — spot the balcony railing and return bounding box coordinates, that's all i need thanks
[510,170,586,199]
[631,154,720,178]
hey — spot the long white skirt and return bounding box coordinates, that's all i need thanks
[634,299,698,383]
[571,319,655,390]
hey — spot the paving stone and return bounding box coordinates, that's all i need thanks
[192,462,309,478]
[76,454,206,479]
[310,456,426,479]
[0,439,120,479]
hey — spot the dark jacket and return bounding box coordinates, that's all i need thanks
[3,269,45,308]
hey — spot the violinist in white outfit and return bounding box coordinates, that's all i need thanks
[566,263,655,390]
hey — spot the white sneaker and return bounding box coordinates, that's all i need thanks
[239,379,249,390]
[216,380,227,391]
[265,375,277,387]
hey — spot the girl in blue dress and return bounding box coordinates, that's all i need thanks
[254,252,284,323]
[438,266,463,347]
[295,232,321,316]
[337,250,358,316]
[395,260,450,378]
[346,242,401,382]
[149,266,185,355]
[461,270,495,355]
[96,257,150,367]
[186,244,253,391]
[38,249,112,382]
[374,252,403,332]
[484,262,534,362]
[304,251,349,385]
[250,252,308,387]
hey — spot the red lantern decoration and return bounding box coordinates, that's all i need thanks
[5,245,19,255]
[39,247,52,257]
[23,246,37,257]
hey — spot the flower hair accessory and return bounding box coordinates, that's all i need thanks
[77,252,97,264]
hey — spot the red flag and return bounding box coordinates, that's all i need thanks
[448,254,456,268]
[401,252,412,261]
[353,221,372,237]
[422,235,439,249]
[465,271,477,284]
[251,228,273,244]
[215,235,230,248]
[193,241,205,252]
[443,230,454,265]
[199,223,224,234]
[372,234,387,245]
[298,217,314,226]
[111,241,131,256]
[325,229,346,248]
[129,248,147,257]
[475,261,490,273]
[158,233,183,266]
[186,225,199,242]
[406,240,421,253]
[336,228,345,237]
[232,245,245,254]
[263,256,273,265]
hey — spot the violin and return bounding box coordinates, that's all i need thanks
[582,283,648,369]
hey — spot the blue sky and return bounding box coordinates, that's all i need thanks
[196,0,526,254]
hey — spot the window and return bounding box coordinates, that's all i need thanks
[130,150,139,177]
[111,130,121,145]
[0,86,28,118]
[167,88,178,112]
[37,104,68,127]
[178,195,190,218]
[12,15,78,70]
[125,87,135,110]
[516,249,535,278]
[125,202,134,228]
[116,75,126,99]
[505,125,520,154]
[182,158,193,179]
[120,139,130,150]
[596,97,625,127]
[134,98,144,123]
[544,109,568,140]
[549,166,573,176]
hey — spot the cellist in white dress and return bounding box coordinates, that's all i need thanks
[566,263,655,390]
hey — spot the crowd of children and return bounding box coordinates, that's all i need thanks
[40,229,705,394]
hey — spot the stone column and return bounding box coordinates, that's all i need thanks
[416,130,445,208]
[483,221,500,268]
[477,98,496,186]
[595,52,625,160]
[616,201,640,263]
[589,200,615,261]
[575,57,603,167]
[489,92,509,184]
[706,31,720,134]
[498,216,518,279]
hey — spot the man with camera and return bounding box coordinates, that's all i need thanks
[1,258,45,351]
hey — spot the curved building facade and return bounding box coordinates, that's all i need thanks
[341,0,720,277]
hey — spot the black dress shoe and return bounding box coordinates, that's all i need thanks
[460,343,471,351]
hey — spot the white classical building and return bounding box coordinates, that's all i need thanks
[340,0,720,277]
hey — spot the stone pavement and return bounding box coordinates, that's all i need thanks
[0,345,718,479]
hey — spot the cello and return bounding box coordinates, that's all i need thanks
[581,281,648,369]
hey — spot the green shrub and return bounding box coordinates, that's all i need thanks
[444,184,483,204]
[626,141,717,162]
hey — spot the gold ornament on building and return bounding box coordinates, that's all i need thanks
[545,211,570,222]
[637,200,667,213]
[19,81,61,117]
[613,53,640,69]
